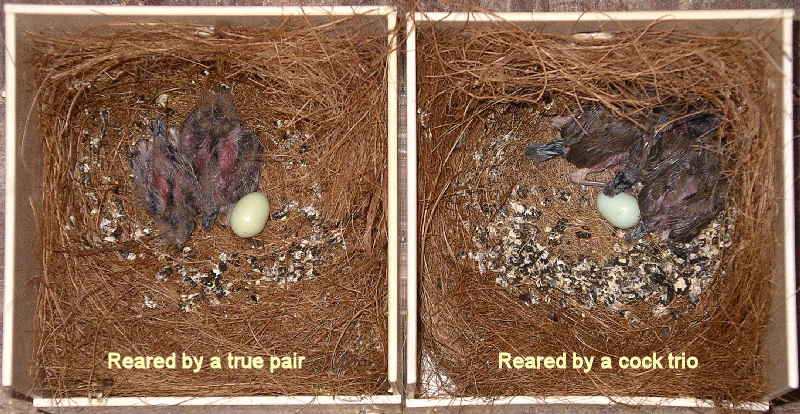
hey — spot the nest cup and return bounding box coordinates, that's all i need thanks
[4,6,399,407]
[409,11,795,407]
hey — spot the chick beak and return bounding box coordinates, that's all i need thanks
[603,171,635,197]
[624,222,649,243]
[202,213,217,231]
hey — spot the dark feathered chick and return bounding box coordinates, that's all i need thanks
[179,88,262,230]
[603,108,721,196]
[625,146,727,243]
[129,118,198,249]
[525,106,651,186]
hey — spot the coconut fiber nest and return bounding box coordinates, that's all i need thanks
[30,18,392,397]
[416,20,781,403]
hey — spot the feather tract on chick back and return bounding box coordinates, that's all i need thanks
[129,118,199,250]
[179,88,263,231]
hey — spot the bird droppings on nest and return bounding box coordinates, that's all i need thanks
[468,189,734,316]
[88,163,347,313]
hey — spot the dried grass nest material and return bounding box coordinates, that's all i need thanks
[31,20,393,397]
[417,22,781,403]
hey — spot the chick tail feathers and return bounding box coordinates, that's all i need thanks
[525,140,566,162]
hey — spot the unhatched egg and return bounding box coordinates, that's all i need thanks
[596,192,640,230]
[230,192,270,238]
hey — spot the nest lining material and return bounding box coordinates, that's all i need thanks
[416,22,780,402]
[31,20,392,397]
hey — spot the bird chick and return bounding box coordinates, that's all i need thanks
[525,106,651,186]
[603,109,721,197]
[625,147,727,243]
[129,118,198,250]
[179,88,262,230]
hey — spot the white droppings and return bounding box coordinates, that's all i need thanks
[143,295,158,309]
